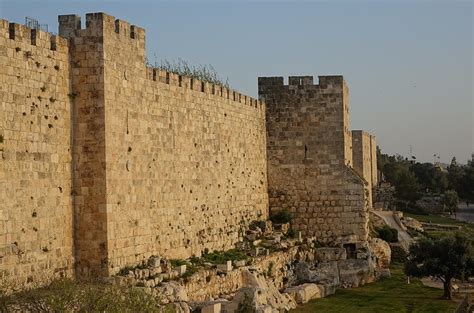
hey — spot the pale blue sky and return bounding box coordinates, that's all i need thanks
[1,0,472,163]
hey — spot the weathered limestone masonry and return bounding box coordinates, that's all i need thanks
[0,12,268,290]
[370,134,378,187]
[1,12,381,293]
[351,130,374,207]
[0,20,74,288]
[259,76,369,244]
[58,13,268,277]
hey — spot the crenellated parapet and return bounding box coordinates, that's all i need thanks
[145,68,264,110]
[0,19,68,53]
[58,13,145,42]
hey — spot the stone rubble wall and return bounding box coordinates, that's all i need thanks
[259,76,369,244]
[0,20,74,290]
[183,247,298,302]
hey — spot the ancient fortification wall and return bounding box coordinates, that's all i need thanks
[58,13,268,276]
[1,11,379,291]
[0,20,75,288]
[259,76,368,244]
[352,130,373,206]
[370,135,378,187]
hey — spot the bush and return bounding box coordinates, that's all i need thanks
[376,225,399,243]
[286,228,297,238]
[269,210,292,224]
[201,249,248,265]
[0,279,161,312]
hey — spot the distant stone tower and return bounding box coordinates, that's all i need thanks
[259,76,369,244]
[352,130,374,207]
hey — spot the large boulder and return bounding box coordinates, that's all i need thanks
[222,270,296,313]
[284,283,323,304]
[294,261,339,296]
[403,217,424,232]
[369,238,391,268]
[154,281,188,304]
[337,259,375,288]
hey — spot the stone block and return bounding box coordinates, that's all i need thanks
[150,267,162,276]
[217,261,232,273]
[201,303,221,313]
[315,247,347,262]
[148,256,161,268]
[234,260,246,267]
[176,264,187,276]
[284,283,322,303]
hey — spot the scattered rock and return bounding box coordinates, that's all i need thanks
[369,238,391,268]
[284,283,322,304]
[176,265,187,276]
[403,217,424,232]
[217,261,232,273]
[155,281,188,304]
[148,256,161,268]
[222,270,296,313]
[201,302,221,313]
[338,259,374,288]
[170,301,191,313]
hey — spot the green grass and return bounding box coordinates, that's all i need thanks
[405,213,474,241]
[292,264,457,313]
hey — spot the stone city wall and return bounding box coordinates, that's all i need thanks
[58,13,268,277]
[352,130,373,206]
[0,20,75,289]
[0,11,379,291]
[370,135,378,187]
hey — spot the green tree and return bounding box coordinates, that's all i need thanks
[442,190,459,215]
[409,162,448,193]
[459,162,474,205]
[394,169,421,202]
[405,234,474,299]
[447,157,464,192]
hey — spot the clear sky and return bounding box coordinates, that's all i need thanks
[1,0,472,164]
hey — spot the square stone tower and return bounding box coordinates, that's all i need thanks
[352,130,373,207]
[259,76,368,244]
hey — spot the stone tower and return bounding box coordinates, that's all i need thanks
[259,76,369,244]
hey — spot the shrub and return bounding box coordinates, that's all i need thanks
[376,225,399,243]
[286,228,297,238]
[0,279,161,312]
[269,210,292,224]
[151,57,230,88]
[170,259,187,267]
[201,249,247,265]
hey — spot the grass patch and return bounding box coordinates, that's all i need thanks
[292,264,457,313]
[201,249,248,265]
[405,213,474,242]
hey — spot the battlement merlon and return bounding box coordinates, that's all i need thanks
[352,130,370,137]
[258,75,347,90]
[0,19,68,52]
[58,13,145,41]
